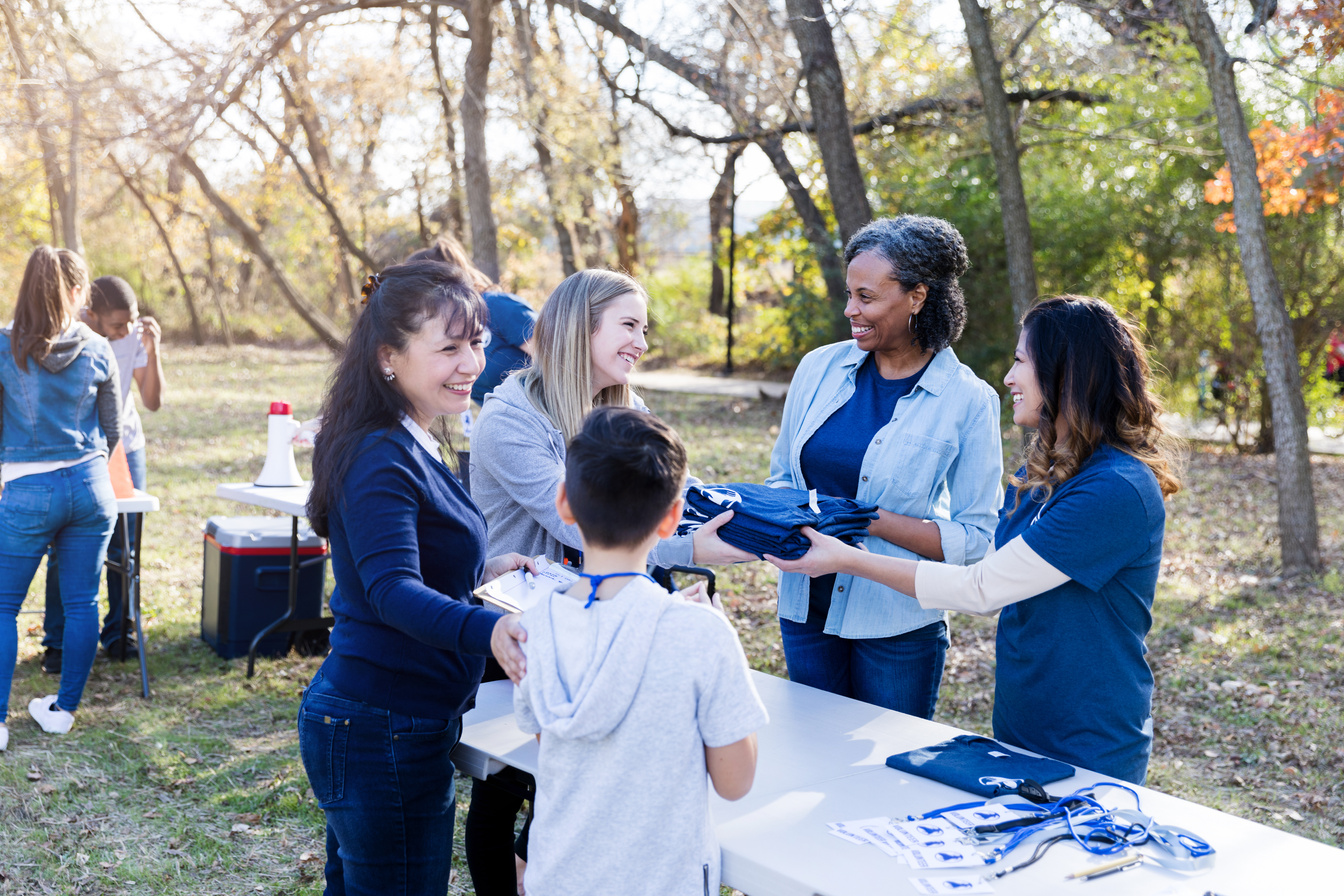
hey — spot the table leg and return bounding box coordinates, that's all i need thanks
[106,510,151,699]
[131,511,150,699]
[246,516,300,678]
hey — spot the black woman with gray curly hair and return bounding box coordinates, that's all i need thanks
[765,214,1004,718]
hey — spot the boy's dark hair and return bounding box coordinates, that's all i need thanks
[565,406,687,549]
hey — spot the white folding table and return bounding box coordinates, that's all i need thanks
[215,482,331,676]
[453,671,1344,895]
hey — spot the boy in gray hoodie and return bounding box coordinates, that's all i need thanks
[513,407,768,896]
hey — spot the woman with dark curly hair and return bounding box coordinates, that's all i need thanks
[768,296,1180,783]
[765,215,1003,718]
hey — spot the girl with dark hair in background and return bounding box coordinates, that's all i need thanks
[297,260,534,895]
[768,295,1181,784]
[766,215,1003,719]
[0,246,121,751]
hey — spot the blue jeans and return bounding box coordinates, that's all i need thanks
[44,445,146,649]
[298,669,463,896]
[0,458,117,720]
[780,602,949,719]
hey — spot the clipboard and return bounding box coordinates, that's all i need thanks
[473,555,579,614]
[108,443,135,499]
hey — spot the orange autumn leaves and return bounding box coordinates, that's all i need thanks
[1205,90,1344,232]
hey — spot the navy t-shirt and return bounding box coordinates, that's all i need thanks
[799,354,927,615]
[992,444,1166,784]
[475,292,537,404]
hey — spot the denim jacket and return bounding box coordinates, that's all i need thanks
[767,342,1003,638]
[0,324,122,464]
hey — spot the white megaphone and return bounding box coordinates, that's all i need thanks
[254,401,304,487]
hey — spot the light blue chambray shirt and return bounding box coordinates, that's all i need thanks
[766,341,1004,639]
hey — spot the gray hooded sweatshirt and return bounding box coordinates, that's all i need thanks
[514,577,767,896]
[470,373,695,566]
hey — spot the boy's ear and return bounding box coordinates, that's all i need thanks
[654,496,684,539]
[555,481,577,525]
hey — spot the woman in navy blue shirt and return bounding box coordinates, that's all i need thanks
[769,296,1180,784]
[299,261,534,895]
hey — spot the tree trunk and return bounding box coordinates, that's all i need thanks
[202,225,234,348]
[709,145,746,316]
[509,0,577,275]
[782,0,872,245]
[177,152,345,351]
[1174,0,1320,573]
[463,0,501,281]
[63,94,83,254]
[2,1,74,248]
[958,0,1037,324]
[758,135,848,336]
[111,158,205,345]
[428,5,467,239]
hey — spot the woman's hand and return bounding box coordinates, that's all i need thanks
[481,552,539,585]
[691,510,757,564]
[764,526,864,577]
[491,613,528,683]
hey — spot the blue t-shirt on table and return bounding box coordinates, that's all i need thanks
[476,292,537,404]
[799,354,927,614]
[992,444,1166,784]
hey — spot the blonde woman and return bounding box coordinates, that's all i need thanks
[471,269,747,567]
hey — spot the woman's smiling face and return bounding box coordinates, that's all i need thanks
[381,314,485,429]
[844,251,925,353]
[1004,328,1044,428]
[589,291,648,394]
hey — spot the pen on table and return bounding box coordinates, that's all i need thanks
[1066,853,1144,881]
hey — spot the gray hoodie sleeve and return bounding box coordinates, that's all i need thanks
[472,389,694,566]
[96,351,123,459]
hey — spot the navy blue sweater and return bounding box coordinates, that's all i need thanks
[321,425,499,719]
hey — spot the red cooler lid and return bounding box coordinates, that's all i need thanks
[269,401,292,415]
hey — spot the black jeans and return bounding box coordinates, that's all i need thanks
[464,659,533,896]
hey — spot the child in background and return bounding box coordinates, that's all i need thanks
[514,406,767,896]
[42,275,165,669]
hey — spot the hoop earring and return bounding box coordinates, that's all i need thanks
[383,368,396,382]
[908,312,919,334]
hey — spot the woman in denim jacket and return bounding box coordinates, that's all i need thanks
[766,216,1002,718]
[0,246,121,751]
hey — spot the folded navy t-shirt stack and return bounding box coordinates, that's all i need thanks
[678,482,879,560]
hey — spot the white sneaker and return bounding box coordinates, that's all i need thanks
[0,723,8,751]
[28,696,74,734]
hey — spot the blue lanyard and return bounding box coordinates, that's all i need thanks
[576,571,658,608]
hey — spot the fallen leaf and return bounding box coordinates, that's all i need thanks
[36,784,56,795]
[26,769,42,782]
[1287,810,1304,821]
[231,823,251,834]
[142,811,160,819]
[235,813,262,825]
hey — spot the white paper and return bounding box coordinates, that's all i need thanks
[473,556,578,613]
[903,847,990,869]
[827,826,874,846]
[828,816,891,831]
[858,824,905,857]
[885,820,965,850]
[942,806,1026,831]
[909,876,995,894]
